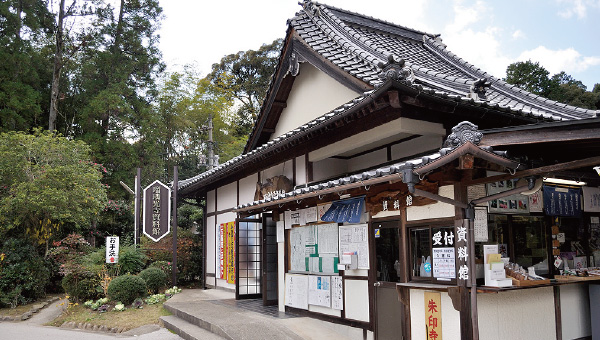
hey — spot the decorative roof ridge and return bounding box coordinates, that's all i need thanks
[317,2,437,40]
[423,36,599,119]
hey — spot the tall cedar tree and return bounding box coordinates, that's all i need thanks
[0,0,54,131]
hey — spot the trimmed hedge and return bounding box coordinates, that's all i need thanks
[107,274,147,305]
[138,267,167,293]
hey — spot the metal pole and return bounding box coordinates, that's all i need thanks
[135,168,141,247]
[172,166,178,286]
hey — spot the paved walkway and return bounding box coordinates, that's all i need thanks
[163,289,366,340]
[0,297,184,340]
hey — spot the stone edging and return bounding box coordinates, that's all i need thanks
[59,321,125,333]
[0,296,61,321]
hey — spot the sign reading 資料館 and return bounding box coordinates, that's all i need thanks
[143,180,171,242]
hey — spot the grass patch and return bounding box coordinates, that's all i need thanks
[47,302,171,331]
[0,294,63,316]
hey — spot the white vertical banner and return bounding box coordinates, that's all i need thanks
[106,236,120,263]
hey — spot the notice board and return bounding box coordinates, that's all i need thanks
[289,223,339,274]
[338,224,370,269]
[308,275,331,308]
[285,273,308,310]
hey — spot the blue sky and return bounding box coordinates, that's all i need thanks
[159,0,600,90]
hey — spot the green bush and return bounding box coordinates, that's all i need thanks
[61,268,101,302]
[118,246,147,274]
[138,268,167,293]
[148,261,173,284]
[107,274,147,305]
[0,238,50,307]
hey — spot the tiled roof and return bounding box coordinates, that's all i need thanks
[289,1,599,120]
[179,1,599,194]
[179,80,547,193]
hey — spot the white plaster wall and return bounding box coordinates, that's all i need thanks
[391,135,443,160]
[406,185,455,221]
[309,118,445,162]
[347,149,387,173]
[296,155,307,186]
[206,215,216,277]
[262,160,294,181]
[410,290,461,340]
[560,283,591,339]
[478,287,556,340]
[207,190,216,213]
[312,158,348,182]
[217,182,237,212]
[344,279,370,322]
[239,174,258,205]
[272,63,359,139]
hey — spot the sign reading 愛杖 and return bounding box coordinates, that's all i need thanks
[143,180,171,242]
[106,236,119,263]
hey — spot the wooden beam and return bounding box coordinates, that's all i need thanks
[465,155,600,186]
[481,128,600,147]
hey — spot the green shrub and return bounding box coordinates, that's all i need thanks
[0,238,50,307]
[107,274,147,305]
[138,268,167,293]
[61,268,101,302]
[118,246,147,274]
[148,261,173,284]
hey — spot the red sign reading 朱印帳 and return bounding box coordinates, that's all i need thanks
[143,180,171,242]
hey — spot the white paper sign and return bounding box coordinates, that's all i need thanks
[339,225,370,269]
[583,187,600,212]
[106,236,119,263]
[474,207,488,242]
[433,247,456,278]
[308,275,331,307]
[331,276,343,310]
[285,274,309,310]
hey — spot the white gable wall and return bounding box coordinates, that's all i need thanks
[239,174,258,206]
[271,63,360,139]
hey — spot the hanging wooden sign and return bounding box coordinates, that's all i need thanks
[366,181,438,215]
[143,180,171,242]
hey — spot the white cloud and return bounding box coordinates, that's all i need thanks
[440,1,512,78]
[517,46,600,74]
[512,30,525,40]
[556,0,600,19]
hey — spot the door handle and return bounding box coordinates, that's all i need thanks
[374,282,381,287]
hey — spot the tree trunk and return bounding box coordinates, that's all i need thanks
[49,0,66,132]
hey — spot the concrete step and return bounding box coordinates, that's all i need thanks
[161,315,226,340]
[163,300,303,340]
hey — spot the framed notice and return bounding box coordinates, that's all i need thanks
[331,276,343,310]
[486,172,529,214]
[285,274,308,310]
[474,207,488,242]
[308,275,331,307]
[338,224,370,269]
